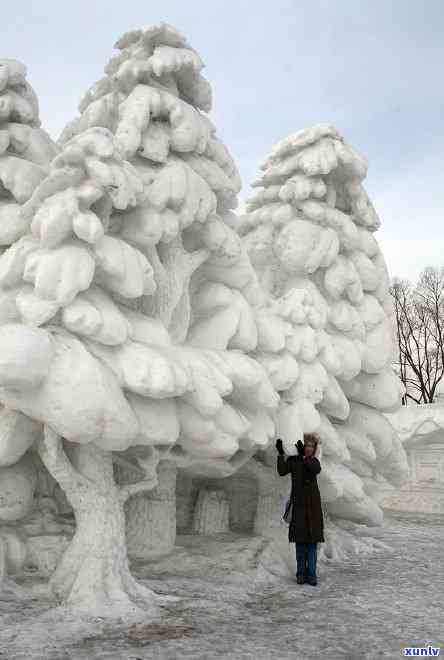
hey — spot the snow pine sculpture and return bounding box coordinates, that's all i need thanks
[241,125,409,529]
[59,23,279,541]
[0,60,58,581]
[0,25,278,619]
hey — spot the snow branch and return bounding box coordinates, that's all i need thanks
[112,453,147,477]
[144,235,209,341]
[37,426,94,500]
[119,475,158,503]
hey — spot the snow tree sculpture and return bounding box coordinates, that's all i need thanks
[0,25,278,618]
[0,26,411,617]
[0,58,58,329]
[0,59,58,583]
[59,23,278,540]
[0,59,57,248]
[240,124,409,528]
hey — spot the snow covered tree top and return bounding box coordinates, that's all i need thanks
[60,23,240,213]
[245,123,379,234]
[258,123,367,180]
[105,23,212,112]
[0,59,40,127]
[0,60,57,247]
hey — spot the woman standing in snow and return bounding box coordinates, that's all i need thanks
[276,434,324,585]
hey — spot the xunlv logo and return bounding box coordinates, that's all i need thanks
[402,647,441,656]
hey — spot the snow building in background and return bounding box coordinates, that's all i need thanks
[240,124,409,527]
[380,404,444,514]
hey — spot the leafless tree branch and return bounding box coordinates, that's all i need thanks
[390,267,444,405]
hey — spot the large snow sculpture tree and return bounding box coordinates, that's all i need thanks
[240,124,409,529]
[0,25,278,618]
[58,23,278,543]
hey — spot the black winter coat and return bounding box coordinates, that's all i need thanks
[277,454,324,544]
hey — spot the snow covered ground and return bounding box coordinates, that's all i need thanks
[0,511,442,659]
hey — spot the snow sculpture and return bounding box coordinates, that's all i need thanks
[176,450,284,538]
[115,458,177,560]
[0,25,278,618]
[381,404,444,514]
[0,59,57,250]
[192,488,230,534]
[0,58,58,325]
[0,454,37,584]
[241,125,409,528]
[59,23,278,559]
[0,59,58,585]
[0,27,412,616]
[0,455,37,521]
[0,527,27,582]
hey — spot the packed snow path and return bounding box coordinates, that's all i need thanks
[0,511,442,659]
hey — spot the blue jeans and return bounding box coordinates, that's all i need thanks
[295,542,317,578]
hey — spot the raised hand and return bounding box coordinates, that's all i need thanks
[296,439,304,457]
[275,438,284,455]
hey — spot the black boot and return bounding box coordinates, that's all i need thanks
[296,574,304,584]
[306,575,317,586]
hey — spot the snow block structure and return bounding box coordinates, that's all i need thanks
[381,404,444,514]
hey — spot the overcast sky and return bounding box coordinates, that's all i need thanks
[4,0,443,283]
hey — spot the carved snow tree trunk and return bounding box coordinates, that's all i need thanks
[124,461,177,560]
[192,488,230,535]
[0,538,6,583]
[37,426,159,620]
[144,238,209,343]
[237,457,281,536]
[254,492,277,535]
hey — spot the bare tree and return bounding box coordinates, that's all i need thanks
[390,267,444,404]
